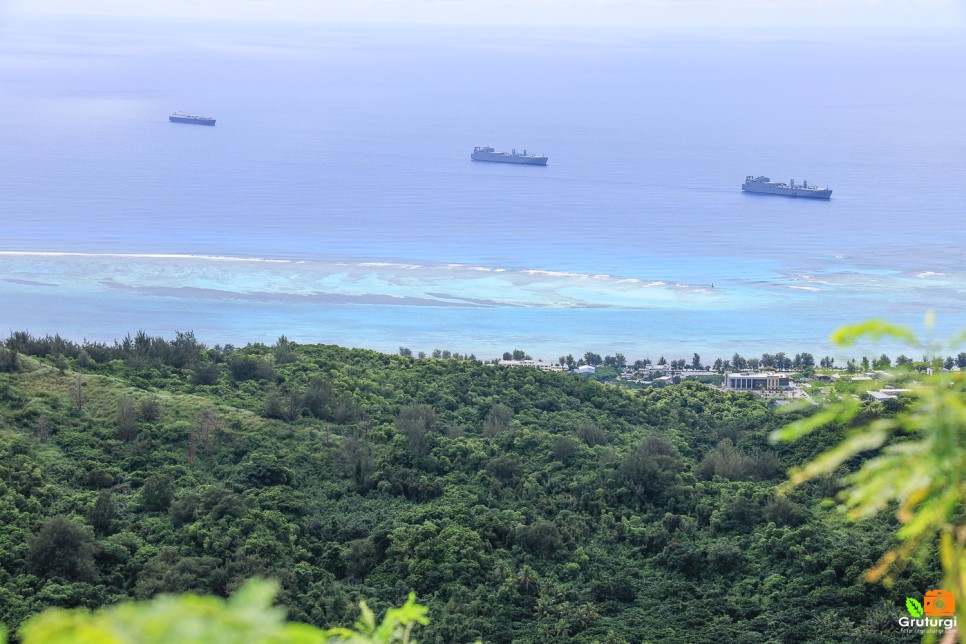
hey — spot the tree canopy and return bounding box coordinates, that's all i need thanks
[0,330,944,641]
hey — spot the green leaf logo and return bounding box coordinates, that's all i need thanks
[906,597,924,617]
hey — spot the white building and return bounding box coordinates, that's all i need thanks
[724,372,792,391]
[497,359,566,372]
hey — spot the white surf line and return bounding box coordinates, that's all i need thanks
[0,251,293,263]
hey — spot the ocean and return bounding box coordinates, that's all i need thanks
[2,18,965,362]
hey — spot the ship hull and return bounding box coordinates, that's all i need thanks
[471,153,547,166]
[169,116,216,126]
[742,184,831,199]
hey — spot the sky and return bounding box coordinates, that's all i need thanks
[4,0,965,29]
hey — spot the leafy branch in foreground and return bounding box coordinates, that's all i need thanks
[771,316,966,633]
[15,579,428,644]
[320,594,429,644]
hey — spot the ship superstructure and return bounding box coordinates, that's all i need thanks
[471,146,548,166]
[169,112,216,126]
[742,176,831,199]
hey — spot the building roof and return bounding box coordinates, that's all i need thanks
[868,391,896,402]
[726,372,787,378]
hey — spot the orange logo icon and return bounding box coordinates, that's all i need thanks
[924,589,955,617]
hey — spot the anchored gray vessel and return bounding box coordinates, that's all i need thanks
[169,111,216,126]
[742,176,831,199]
[471,146,548,166]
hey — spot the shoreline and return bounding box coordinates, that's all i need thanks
[0,325,951,373]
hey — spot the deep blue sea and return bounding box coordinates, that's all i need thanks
[2,18,965,361]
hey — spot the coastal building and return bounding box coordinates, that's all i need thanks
[724,372,791,391]
[497,359,566,372]
[575,365,596,374]
[867,388,913,402]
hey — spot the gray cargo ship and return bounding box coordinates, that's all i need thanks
[471,146,547,166]
[169,112,216,126]
[742,176,831,199]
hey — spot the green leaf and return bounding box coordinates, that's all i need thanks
[229,577,280,612]
[769,402,859,443]
[906,597,924,617]
[782,420,893,489]
[948,327,966,348]
[355,600,377,635]
[20,580,430,644]
[831,319,918,347]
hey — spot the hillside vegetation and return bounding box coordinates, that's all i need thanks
[0,333,937,642]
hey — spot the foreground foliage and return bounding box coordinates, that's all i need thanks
[775,317,966,638]
[12,579,426,643]
[0,331,944,641]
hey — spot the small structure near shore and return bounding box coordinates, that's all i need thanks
[724,372,792,392]
[497,359,566,372]
[866,388,913,402]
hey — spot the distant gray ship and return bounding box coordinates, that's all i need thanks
[742,176,831,199]
[471,146,548,166]
[169,112,216,126]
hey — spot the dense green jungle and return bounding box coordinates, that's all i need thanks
[0,332,937,642]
